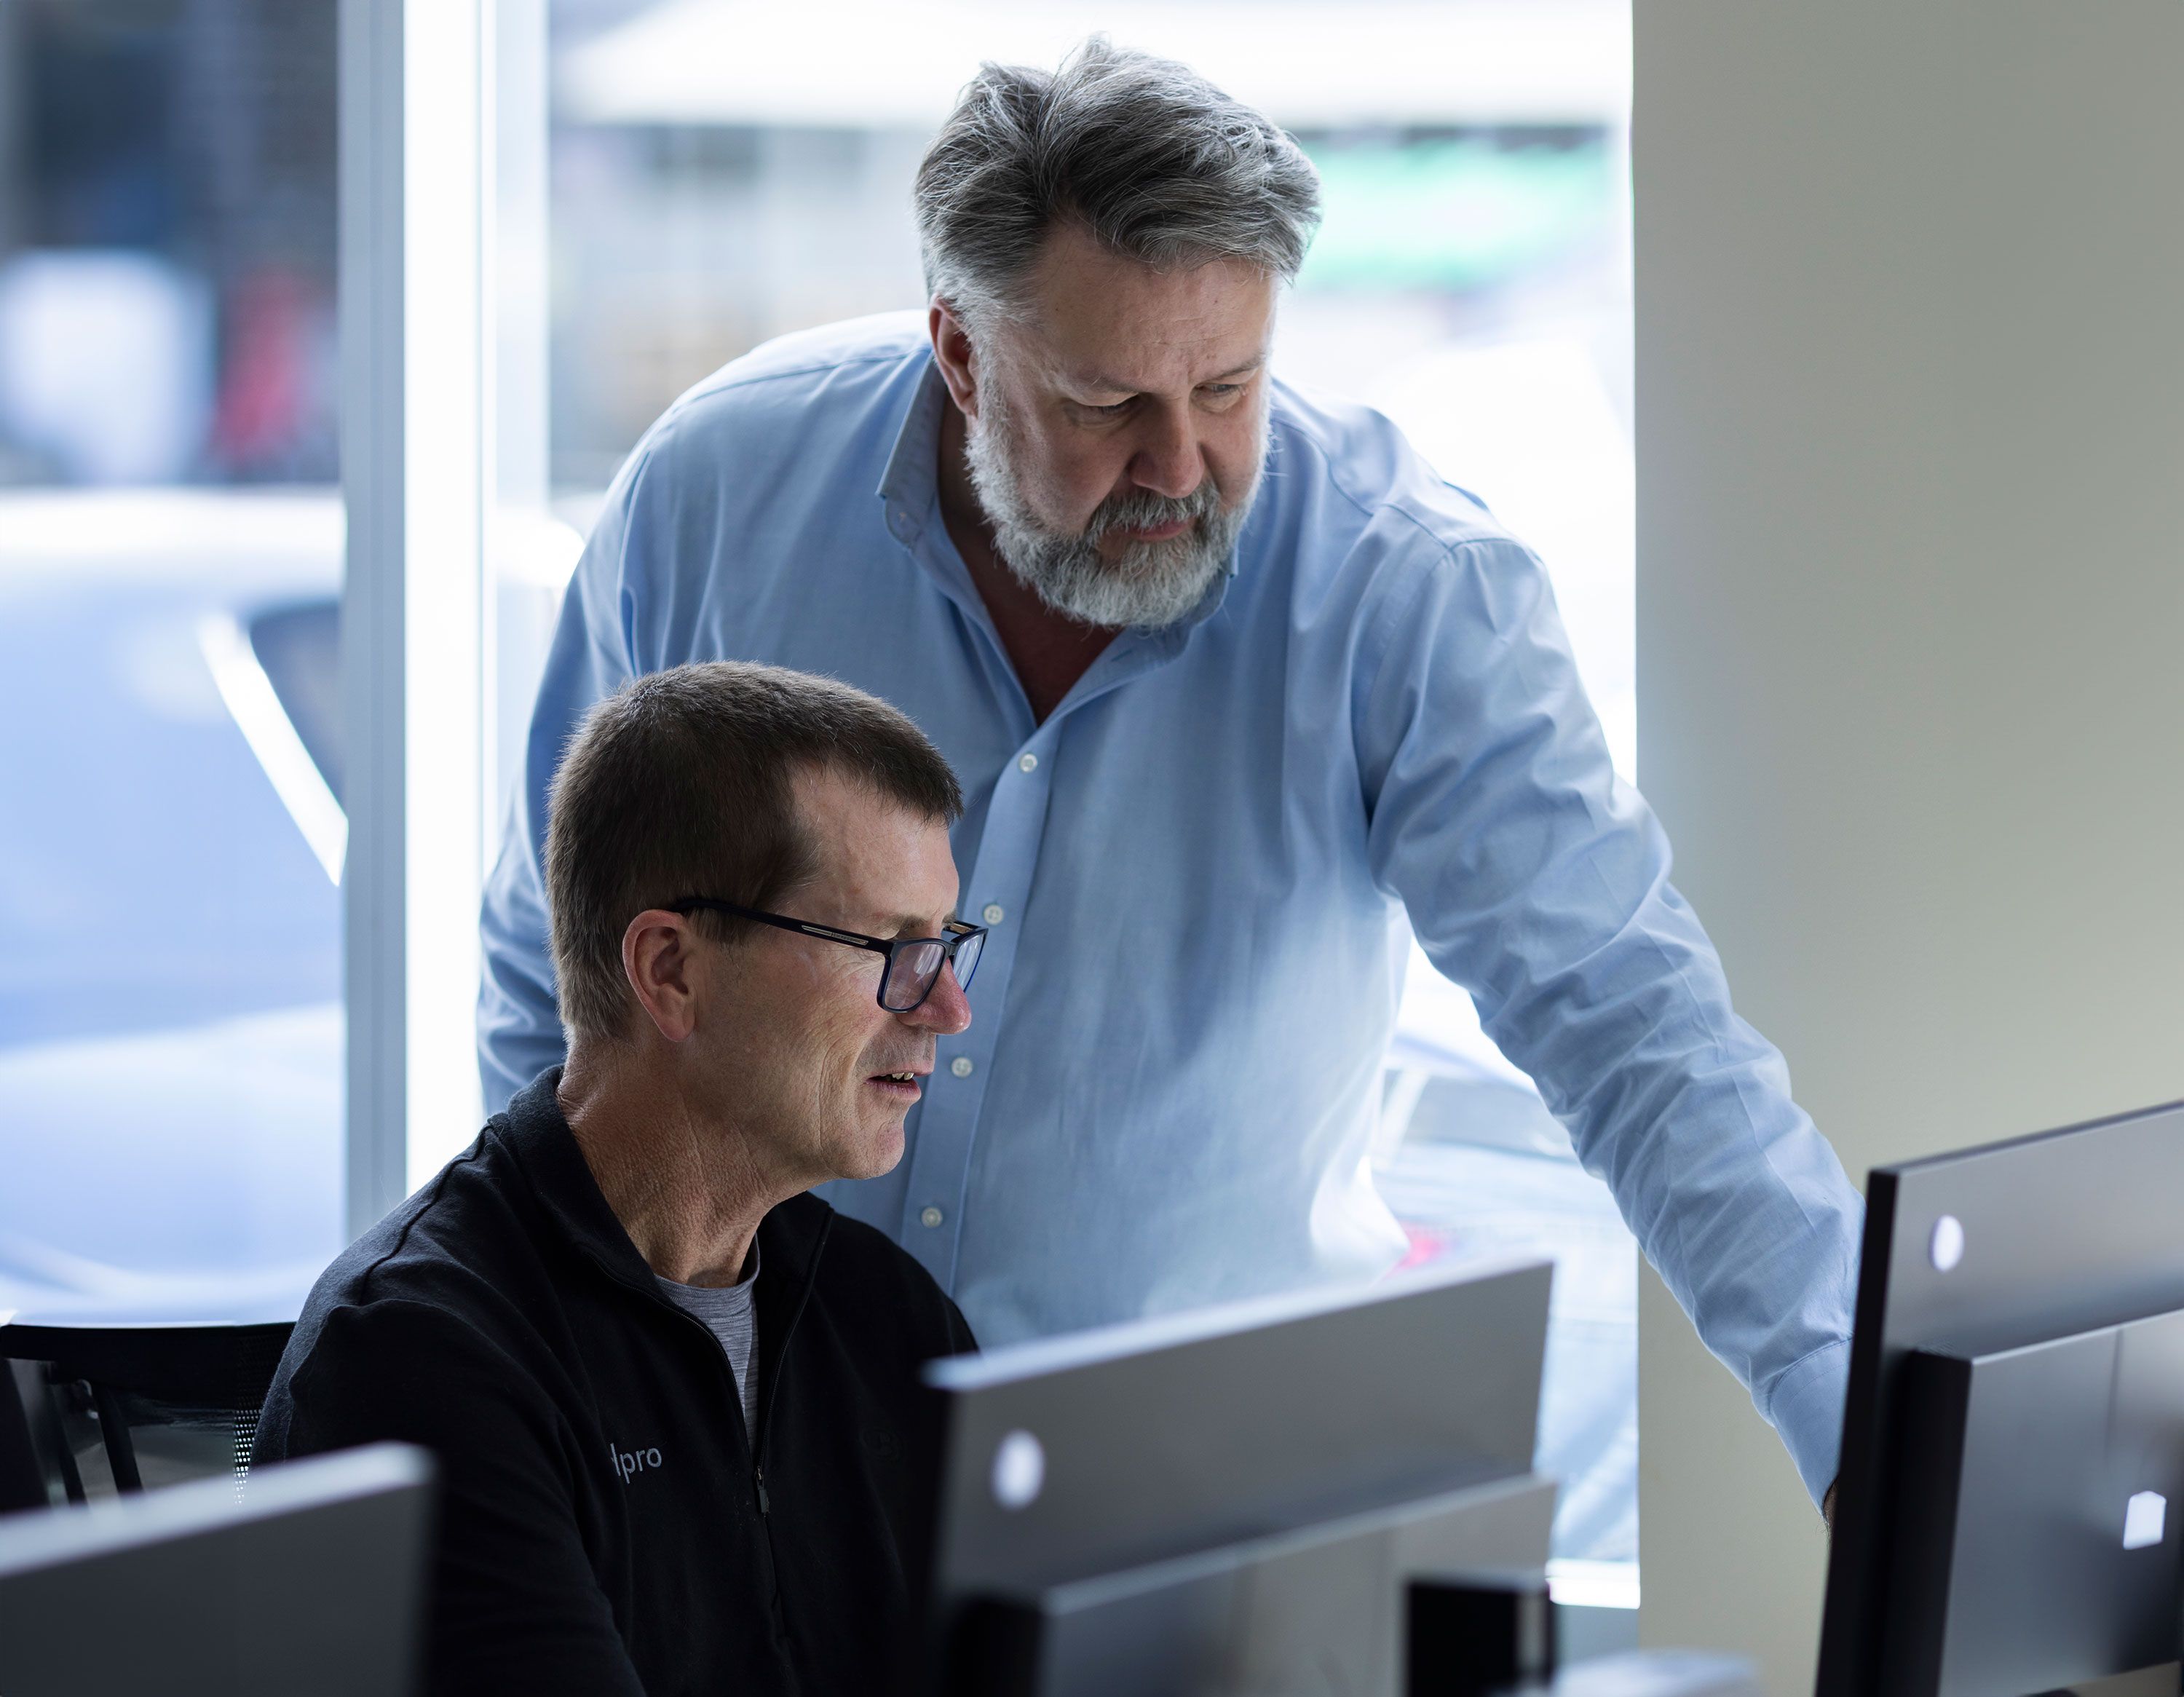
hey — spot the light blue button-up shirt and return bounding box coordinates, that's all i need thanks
[479,313,1861,1503]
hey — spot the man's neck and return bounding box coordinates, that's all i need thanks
[935,397,1116,723]
[557,1048,773,1289]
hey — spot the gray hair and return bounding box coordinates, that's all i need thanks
[914,36,1322,331]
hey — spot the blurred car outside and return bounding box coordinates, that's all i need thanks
[0,487,343,1326]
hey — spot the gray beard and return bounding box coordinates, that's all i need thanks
[962,389,1263,630]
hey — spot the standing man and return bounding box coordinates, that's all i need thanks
[482,40,1861,1509]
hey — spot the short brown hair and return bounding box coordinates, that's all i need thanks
[545,662,962,1045]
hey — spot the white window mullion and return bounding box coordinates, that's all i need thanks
[339,0,408,1238]
[340,0,494,1232]
[402,0,488,1191]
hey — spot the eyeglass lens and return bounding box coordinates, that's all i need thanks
[879,932,982,1012]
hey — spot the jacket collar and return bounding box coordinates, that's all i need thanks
[496,1067,834,1313]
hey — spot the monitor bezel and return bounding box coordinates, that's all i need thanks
[1816,1096,2184,1696]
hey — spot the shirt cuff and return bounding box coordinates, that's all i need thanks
[1762,1336,1851,1508]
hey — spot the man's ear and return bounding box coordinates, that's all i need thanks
[621,909,703,1044]
[928,299,981,421]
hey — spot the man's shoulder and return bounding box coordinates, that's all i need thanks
[1267,376,1524,563]
[703,310,929,387]
[290,1130,550,1364]
[258,1126,577,1465]
[600,312,929,529]
[649,312,928,440]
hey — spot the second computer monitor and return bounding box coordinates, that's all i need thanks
[1816,1097,2184,1697]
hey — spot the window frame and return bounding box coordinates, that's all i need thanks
[340,0,547,1229]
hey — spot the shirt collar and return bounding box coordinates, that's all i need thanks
[874,352,947,547]
[657,1237,761,1297]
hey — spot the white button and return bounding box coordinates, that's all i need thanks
[2125,1490,2168,1550]
[982,903,1005,925]
[951,1056,975,1077]
[1016,753,1038,773]
[1930,1215,1965,1273]
[920,1206,944,1230]
[991,1430,1045,1510]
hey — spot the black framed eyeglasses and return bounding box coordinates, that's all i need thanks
[666,898,986,1013]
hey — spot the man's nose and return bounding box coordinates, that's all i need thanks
[1128,401,1203,502]
[904,961,972,1037]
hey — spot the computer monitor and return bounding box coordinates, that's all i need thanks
[917,1255,1558,1697]
[1816,1097,2184,1697]
[0,1441,435,1697]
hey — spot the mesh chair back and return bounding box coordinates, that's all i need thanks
[0,1324,295,1505]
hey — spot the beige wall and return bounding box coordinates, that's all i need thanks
[1632,4,2184,1689]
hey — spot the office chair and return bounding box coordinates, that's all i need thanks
[1,1361,46,1514]
[0,1322,294,1507]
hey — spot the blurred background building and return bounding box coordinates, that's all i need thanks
[0,1,338,486]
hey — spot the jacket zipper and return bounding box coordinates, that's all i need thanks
[601,1212,833,1646]
[752,1214,833,1514]
[751,1214,831,1642]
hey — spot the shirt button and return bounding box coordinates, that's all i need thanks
[1016,752,1038,773]
[920,1206,944,1229]
[981,903,1005,925]
[950,1056,974,1078]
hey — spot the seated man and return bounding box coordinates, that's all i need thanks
[254,661,984,1696]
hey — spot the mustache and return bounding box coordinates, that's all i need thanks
[1083,480,1224,546]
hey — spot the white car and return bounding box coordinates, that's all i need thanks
[0,489,344,1324]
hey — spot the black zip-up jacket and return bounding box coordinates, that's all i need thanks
[253,1070,976,1696]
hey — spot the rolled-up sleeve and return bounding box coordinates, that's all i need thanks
[1355,530,1861,1504]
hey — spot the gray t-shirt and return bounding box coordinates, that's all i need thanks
[657,1246,760,1439]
